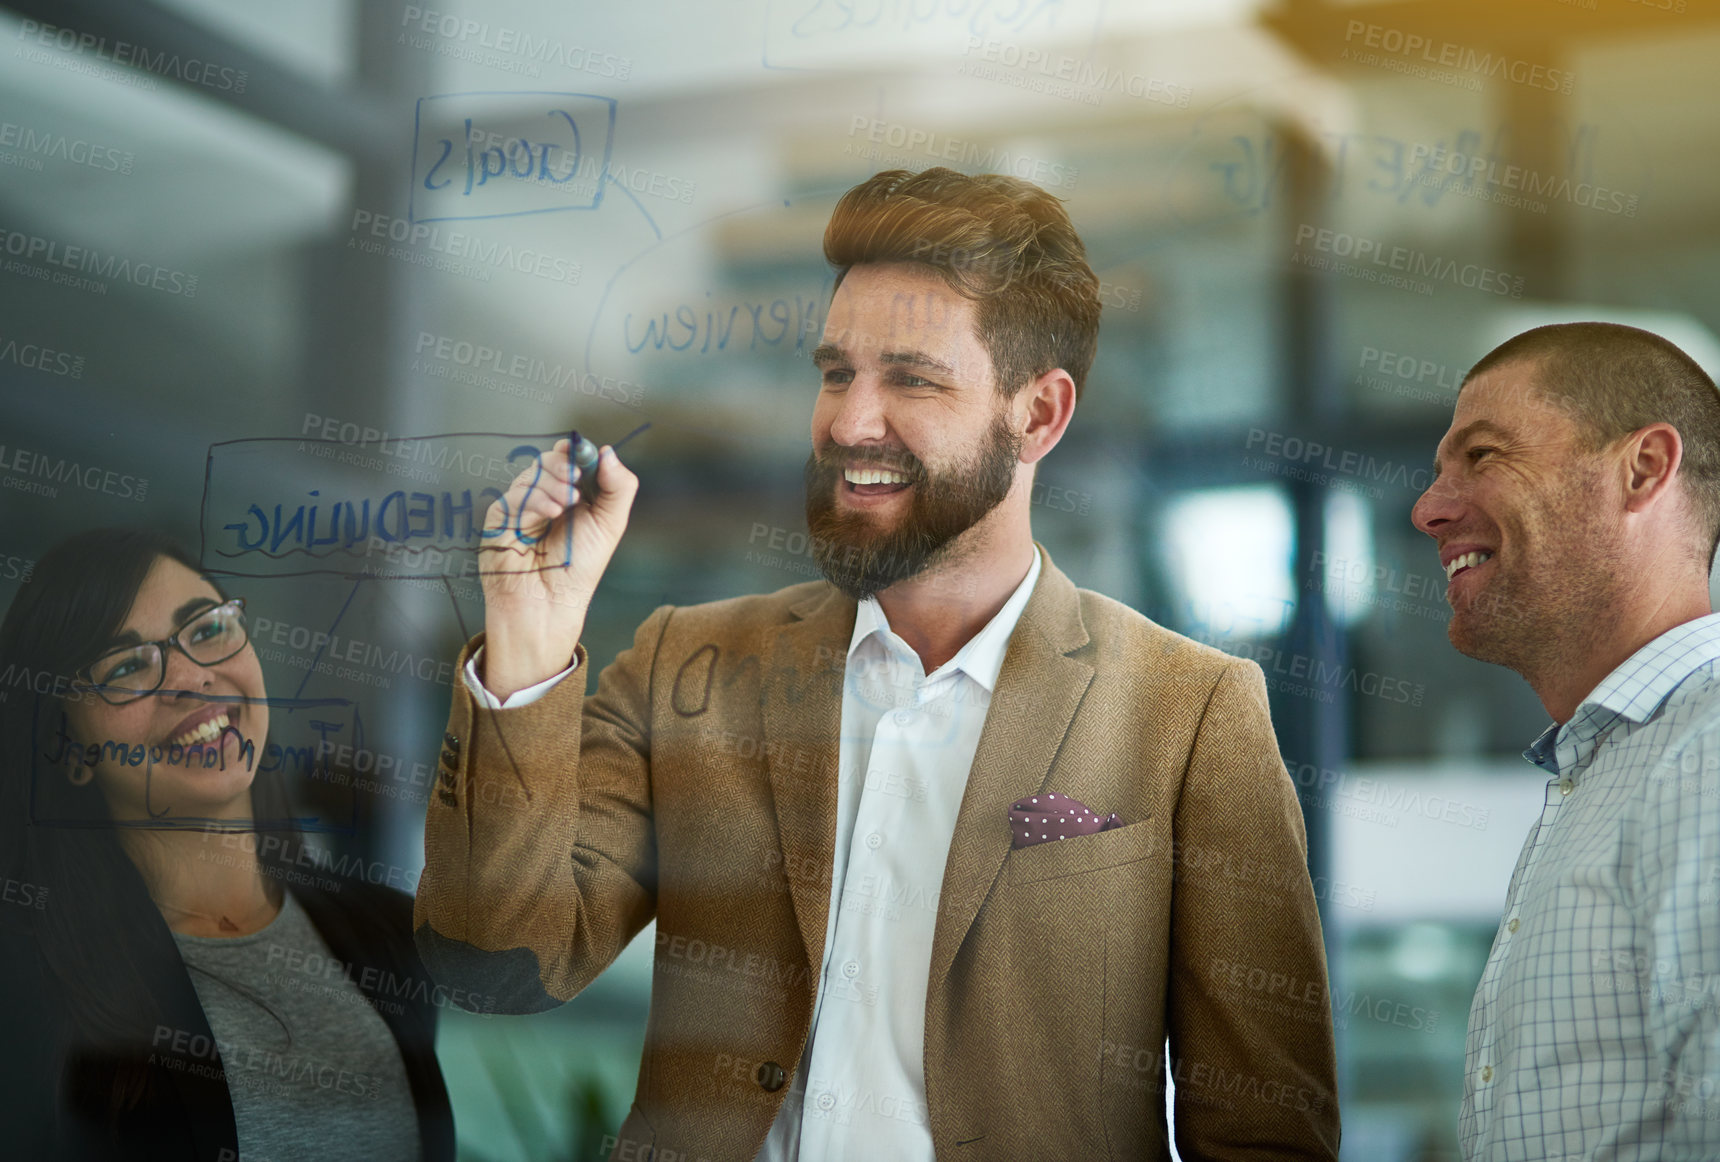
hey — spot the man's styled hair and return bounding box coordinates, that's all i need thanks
[823,167,1102,400]
[1465,321,1720,564]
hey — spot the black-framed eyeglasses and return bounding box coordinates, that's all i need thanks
[76,598,250,705]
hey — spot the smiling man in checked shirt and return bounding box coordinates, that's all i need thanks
[1413,321,1720,1160]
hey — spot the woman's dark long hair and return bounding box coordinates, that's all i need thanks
[0,528,304,1119]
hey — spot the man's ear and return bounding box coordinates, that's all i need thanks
[1016,368,1077,466]
[1621,422,1683,515]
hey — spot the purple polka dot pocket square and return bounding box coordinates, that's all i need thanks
[1009,792,1123,850]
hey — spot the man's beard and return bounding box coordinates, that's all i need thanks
[1447,468,1626,683]
[803,409,1022,600]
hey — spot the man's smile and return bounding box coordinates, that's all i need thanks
[1443,549,1494,582]
[843,465,913,498]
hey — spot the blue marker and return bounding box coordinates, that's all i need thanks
[566,422,650,508]
[568,430,602,504]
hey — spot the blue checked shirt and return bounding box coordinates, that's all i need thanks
[1461,613,1720,1161]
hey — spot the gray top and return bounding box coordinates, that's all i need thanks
[173,890,422,1161]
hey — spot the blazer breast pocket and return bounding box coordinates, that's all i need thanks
[1005,818,1158,885]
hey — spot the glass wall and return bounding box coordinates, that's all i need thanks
[5,2,1719,1158]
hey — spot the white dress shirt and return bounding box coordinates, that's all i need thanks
[755,547,1041,1161]
[462,551,1042,1161]
[1460,613,1720,1161]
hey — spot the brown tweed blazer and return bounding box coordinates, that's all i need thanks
[415,551,1339,1161]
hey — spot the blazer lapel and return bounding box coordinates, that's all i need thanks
[929,553,1092,986]
[760,584,855,974]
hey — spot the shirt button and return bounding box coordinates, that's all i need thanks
[894,710,914,726]
[816,1093,836,1112]
[841,960,860,979]
[1560,778,1575,796]
[1507,918,1519,934]
[865,832,883,850]
[1480,1065,1494,1083]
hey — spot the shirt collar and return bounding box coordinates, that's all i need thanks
[848,547,1043,694]
[1523,611,1720,771]
[1581,612,1720,723]
[1522,723,1560,775]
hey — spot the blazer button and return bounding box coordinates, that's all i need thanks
[756,1061,787,1092]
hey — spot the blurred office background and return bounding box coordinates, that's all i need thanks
[3,0,1718,1158]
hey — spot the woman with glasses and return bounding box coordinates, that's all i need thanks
[0,529,453,1161]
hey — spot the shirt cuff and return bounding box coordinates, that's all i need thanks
[462,644,580,709]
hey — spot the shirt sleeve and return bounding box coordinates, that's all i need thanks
[1637,724,1720,1155]
[462,644,581,709]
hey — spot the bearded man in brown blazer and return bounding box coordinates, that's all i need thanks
[415,168,1339,1161]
